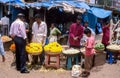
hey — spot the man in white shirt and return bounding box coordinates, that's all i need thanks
[1,15,10,35]
[32,14,47,65]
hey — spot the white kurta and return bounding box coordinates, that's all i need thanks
[32,21,47,46]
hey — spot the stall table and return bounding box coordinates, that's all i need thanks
[63,49,80,70]
[45,52,61,69]
[106,45,120,64]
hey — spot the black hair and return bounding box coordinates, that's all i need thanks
[84,28,91,35]
[17,13,25,19]
[51,23,57,27]
[84,21,88,24]
[76,15,82,20]
[35,14,42,19]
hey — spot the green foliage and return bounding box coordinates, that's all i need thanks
[94,42,105,50]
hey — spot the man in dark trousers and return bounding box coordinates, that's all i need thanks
[10,13,29,73]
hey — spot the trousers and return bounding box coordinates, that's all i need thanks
[14,36,26,71]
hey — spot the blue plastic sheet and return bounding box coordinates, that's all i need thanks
[55,1,90,9]
[88,7,112,18]
[0,0,14,3]
[83,12,97,32]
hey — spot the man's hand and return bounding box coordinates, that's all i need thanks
[11,34,15,39]
[74,37,78,41]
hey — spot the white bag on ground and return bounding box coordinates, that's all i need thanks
[71,65,82,78]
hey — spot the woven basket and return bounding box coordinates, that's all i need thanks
[62,51,80,56]
[3,41,13,51]
[95,49,104,53]
[106,45,120,53]
[45,51,61,55]
[28,52,42,55]
[106,48,120,53]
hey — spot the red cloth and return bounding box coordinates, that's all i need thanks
[69,23,84,46]
[102,26,110,46]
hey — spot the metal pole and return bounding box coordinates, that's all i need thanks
[112,0,113,8]
[8,0,11,15]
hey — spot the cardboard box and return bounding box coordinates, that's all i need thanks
[94,52,106,67]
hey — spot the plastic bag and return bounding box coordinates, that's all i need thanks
[71,65,82,78]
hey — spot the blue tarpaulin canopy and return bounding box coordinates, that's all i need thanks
[58,1,90,9]
[0,0,90,11]
[0,0,14,3]
[12,0,26,8]
[88,7,112,18]
[27,2,51,8]
[27,1,90,10]
[0,0,26,8]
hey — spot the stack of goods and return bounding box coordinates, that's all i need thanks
[44,42,62,53]
[9,43,15,52]
[107,44,120,52]
[26,43,42,54]
[62,48,80,55]
[94,43,105,52]
[1,35,12,42]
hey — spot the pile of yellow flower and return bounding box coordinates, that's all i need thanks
[26,43,42,54]
[9,43,15,52]
[44,42,62,53]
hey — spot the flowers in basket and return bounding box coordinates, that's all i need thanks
[44,42,62,53]
[9,43,16,52]
[26,43,43,54]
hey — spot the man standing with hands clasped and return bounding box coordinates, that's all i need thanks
[68,15,84,65]
[69,15,84,48]
[10,13,29,73]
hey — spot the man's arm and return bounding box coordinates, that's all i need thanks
[43,23,47,38]
[69,24,75,39]
[77,27,84,40]
[9,23,15,38]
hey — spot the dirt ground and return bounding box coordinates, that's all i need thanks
[0,51,120,78]
[0,34,120,78]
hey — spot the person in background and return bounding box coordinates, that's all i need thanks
[84,21,95,36]
[69,15,84,48]
[49,23,61,43]
[0,34,5,62]
[1,14,10,35]
[32,14,47,65]
[102,22,110,60]
[81,21,95,46]
[23,18,30,62]
[10,13,29,73]
[81,28,95,77]
[102,22,110,47]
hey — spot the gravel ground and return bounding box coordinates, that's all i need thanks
[0,34,120,78]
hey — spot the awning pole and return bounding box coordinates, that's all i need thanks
[8,0,11,14]
[44,8,46,22]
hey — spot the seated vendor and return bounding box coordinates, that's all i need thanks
[49,23,61,43]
